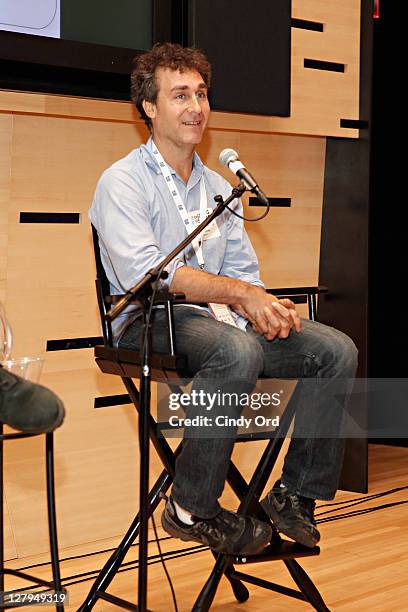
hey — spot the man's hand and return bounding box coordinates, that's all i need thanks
[233,287,301,341]
[170,267,301,340]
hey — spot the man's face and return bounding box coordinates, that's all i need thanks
[144,67,210,148]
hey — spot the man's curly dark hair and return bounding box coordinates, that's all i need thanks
[131,42,211,130]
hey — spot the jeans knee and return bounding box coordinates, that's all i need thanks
[216,329,264,384]
[329,331,358,377]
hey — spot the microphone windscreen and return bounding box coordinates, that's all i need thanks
[219,148,239,167]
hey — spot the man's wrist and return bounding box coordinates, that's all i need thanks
[237,281,263,306]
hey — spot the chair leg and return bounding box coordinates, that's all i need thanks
[194,398,328,610]
[77,469,173,611]
[45,433,64,612]
[284,559,330,612]
[224,565,249,603]
[79,376,185,610]
[191,555,229,612]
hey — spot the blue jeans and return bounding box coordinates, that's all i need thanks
[119,306,358,518]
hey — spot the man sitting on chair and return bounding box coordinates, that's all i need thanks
[90,43,358,556]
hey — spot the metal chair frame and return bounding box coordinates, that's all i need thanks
[0,427,65,611]
[79,226,329,611]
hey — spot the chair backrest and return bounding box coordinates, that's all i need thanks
[91,225,114,346]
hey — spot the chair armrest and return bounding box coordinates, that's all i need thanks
[266,286,328,322]
[107,290,186,305]
[266,285,328,296]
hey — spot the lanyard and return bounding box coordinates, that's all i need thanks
[152,142,207,267]
[151,142,238,328]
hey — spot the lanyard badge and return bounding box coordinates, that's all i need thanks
[152,143,207,267]
[151,142,237,327]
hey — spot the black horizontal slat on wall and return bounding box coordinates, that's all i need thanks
[304,59,345,72]
[291,18,324,32]
[46,337,103,351]
[248,197,291,207]
[94,394,132,409]
[340,119,369,129]
[20,212,81,223]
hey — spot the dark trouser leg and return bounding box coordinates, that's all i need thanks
[119,306,264,518]
[250,319,358,500]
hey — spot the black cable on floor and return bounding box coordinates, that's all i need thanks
[61,545,209,589]
[316,499,408,524]
[315,485,408,517]
[14,535,173,572]
[9,545,208,593]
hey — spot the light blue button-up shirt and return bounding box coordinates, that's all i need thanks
[90,137,263,340]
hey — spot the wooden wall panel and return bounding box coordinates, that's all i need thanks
[198,131,326,288]
[0,116,12,304]
[1,115,148,558]
[6,115,149,358]
[210,0,361,137]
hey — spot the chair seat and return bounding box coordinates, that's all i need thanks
[94,344,187,378]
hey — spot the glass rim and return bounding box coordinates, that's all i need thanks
[1,356,44,366]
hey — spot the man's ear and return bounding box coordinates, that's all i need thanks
[142,100,156,120]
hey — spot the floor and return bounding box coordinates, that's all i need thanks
[4,444,408,611]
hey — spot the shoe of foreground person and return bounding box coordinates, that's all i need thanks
[161,496,272,555]
[0,366,65,433]
[261,479,320,548]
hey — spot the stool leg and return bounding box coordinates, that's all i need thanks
[77,470,173,611]
[191,555,228,612]
[0,426,4,593]
[45,433,64,612]
[284,559,330,611]
[224,565,249,603]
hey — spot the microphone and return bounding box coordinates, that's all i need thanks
[219,148,269,205]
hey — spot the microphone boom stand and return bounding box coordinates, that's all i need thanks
[106,182,246,611]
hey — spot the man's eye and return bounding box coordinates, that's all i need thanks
[176,93,186,100]
[197,91,207,99]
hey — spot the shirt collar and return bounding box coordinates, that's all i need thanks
[141,136,204,183]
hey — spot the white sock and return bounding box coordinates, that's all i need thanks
[173,500,194,525]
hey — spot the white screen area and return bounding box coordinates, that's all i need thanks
[0,0,60,38]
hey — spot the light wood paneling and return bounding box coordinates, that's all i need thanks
[0,115,12,303]
[5,115,148,359]
[0,116,17,561]
[198,131,326,287]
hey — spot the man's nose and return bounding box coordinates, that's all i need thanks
[188,95,202,113]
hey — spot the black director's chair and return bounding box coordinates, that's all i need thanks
[79,225,329,611]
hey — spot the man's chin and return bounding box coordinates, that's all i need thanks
[187,129,206,143]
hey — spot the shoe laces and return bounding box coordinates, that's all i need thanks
[195,509,241,538]
[274,485,316,525]
[291,494,316,523]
